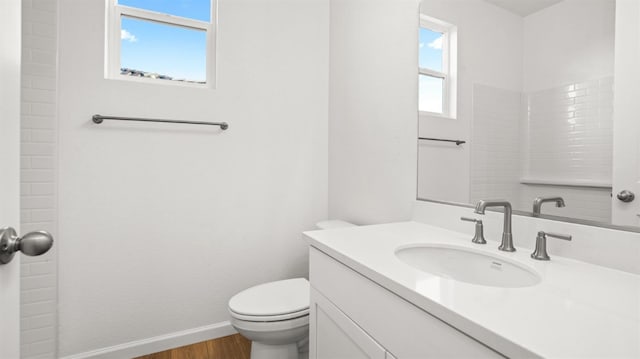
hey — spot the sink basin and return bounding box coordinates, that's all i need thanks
[395,244,541,288]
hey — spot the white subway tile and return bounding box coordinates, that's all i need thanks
[21,339,56,358]
[23,89,56,104]
[30,103,56,116]
[30,183,55,195]
[21,276,56,292]
[22,314,55,331]
[30,129,55,143]
[30,156,55,169]
[21,143,55,156]
[22,116,56,129]
[29,76,56,90]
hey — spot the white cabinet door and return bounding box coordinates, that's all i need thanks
[0,0,22,357]
[612,0,640,226]
[310,287,386,359]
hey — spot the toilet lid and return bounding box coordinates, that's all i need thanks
[229,278,309,319]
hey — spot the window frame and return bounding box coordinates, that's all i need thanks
[105,0,217,88]
[419,15,456,119]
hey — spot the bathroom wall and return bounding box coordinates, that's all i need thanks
[56,0,329,356]
[20,0,59,357]
[328,0,419,225]
[469,85,522,206]
[519,0,615,221]
[522,0,615,93]
[420,0,615,224]
[519,78,614,222]
[417,0,523,203]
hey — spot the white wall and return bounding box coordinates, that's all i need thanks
[418,0,616,224]
[417,0,523,202]
[328,0,419,225]
[520,78,614,222]
[57,0,329,356]
[523,0,615,92]
[20,0,59,357]
[470,85,522,205]
[519,0,615,222]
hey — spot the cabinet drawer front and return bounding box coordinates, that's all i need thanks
[311,287,387,359]
[310,247,504,359]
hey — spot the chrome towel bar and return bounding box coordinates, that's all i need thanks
[92,114,229,130]
[418,137,465,145]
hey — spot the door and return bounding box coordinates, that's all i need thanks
[612,0,640,226]
[0,0,22,357]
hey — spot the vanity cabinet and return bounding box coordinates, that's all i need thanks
[309,247,503,359]
[312,287,387,359]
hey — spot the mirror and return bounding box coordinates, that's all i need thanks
[417,0,639,229]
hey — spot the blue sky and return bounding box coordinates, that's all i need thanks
[418,28,444,113]
[419,28,443,72]
[119,0,210,81]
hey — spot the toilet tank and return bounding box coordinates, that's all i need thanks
[315,220,356,230]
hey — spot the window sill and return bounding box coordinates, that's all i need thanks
[419,111,456,120]
[106,74,215,90]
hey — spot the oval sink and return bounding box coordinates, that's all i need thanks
[395,244,541,288]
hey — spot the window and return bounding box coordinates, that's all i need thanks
[106,0,216,87]
[419,16,456,118]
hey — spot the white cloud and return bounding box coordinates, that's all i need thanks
[428,36,443,50]
[121,29,137,43]
[419,42,425,48]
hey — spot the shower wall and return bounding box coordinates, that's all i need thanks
[470,85,522,206]
[469,0,615,222]
[20,0,58,357]
[520,78,614,222]
[519,0,614,221]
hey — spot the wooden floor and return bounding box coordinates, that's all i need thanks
[135,334,251,359]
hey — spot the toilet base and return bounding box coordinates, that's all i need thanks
[251,342,298,359]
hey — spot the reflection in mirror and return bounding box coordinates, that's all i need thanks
[416,0,633,228]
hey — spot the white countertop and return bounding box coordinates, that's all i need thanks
[305,222,640,358]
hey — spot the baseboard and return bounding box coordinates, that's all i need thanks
[60,321,237,359]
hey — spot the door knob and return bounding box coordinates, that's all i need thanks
[0,227,54,265]
[617,190,635,203]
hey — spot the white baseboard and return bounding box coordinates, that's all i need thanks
[60,321,237,359]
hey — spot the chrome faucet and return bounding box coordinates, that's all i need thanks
[474,200,515,252]
[531,231,572,260]
[532,196,565,217]
[460,217,486,244]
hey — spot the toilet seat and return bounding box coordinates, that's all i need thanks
[230,308,309,322]
[228,278,309,323]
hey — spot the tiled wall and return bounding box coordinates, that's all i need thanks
[470,79,613,223]
[524,78,614,184]
[521,78,613,222]
[470,85,522,205]
[20,0,58,357]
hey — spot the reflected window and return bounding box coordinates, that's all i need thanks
[419,16,456,117]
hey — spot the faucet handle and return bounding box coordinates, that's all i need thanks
[460,217,480,223]
[531,231,572,261]
[460,217,486,244]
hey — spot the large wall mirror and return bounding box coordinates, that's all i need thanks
[417,0,640,230]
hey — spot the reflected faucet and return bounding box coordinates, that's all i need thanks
[474,200,515,252]
[532,196,565,217]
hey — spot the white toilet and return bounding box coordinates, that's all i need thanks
[228,220,355,359]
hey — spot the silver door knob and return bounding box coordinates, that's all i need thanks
[0,227,54,265]
[617,190,635,203]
